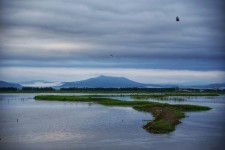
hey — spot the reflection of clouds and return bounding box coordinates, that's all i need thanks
[1,131,87,143]
[27,131,85,142]
[4,131,86,143]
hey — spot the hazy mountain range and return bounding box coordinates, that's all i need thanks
[0,81,22,88]
[0,76,225,89]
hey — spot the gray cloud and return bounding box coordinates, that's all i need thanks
[0,0,224,70]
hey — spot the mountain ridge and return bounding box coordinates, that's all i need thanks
[0,81,22,88]
[59,75,148,88]
[0,76,224,89]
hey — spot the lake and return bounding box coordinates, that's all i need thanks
[0,93,224,150]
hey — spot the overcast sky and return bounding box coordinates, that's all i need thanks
[0,0,224,84]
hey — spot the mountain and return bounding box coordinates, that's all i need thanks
[58,75,178,88]
[1,77,223,89]
[0,81,22,88]
[20,80,63,87]
[203,83,225,89]
[183,83,225,89]
[59,75,149,88]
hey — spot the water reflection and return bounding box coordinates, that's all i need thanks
[0,93,224,150]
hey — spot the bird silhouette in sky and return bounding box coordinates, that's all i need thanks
[110,54,114,57]
[176,16,180,22]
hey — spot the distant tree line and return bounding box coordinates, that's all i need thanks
[22,87,55,91]
[0,87,224,93]
[60,87,179,92]
[0,87,56,92]
[60,87,225,92]
[0,87,19,92]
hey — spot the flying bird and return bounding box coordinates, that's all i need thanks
[176,16,180,22]
[110,54,114,57]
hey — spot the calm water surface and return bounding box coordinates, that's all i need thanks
[0,93,224,150]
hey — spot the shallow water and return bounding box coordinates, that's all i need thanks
[0,93,224,150]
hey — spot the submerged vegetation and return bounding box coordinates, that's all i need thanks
[130,93,219,99]
[34,95,211,134]
[129,93,220,101]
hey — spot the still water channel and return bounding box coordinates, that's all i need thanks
[0,93,224,150]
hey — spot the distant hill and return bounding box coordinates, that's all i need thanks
[0,81,22,88]
[184,83,225,89]
[2,76,222,89]
[58,75,178,88]
[58,75,149,88]
[204,83,225,89]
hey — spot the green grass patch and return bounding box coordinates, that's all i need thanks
[144,120,174,133]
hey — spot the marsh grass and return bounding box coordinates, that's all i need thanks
[130,93,219,99]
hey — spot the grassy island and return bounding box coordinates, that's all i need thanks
[34,95,211,134]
